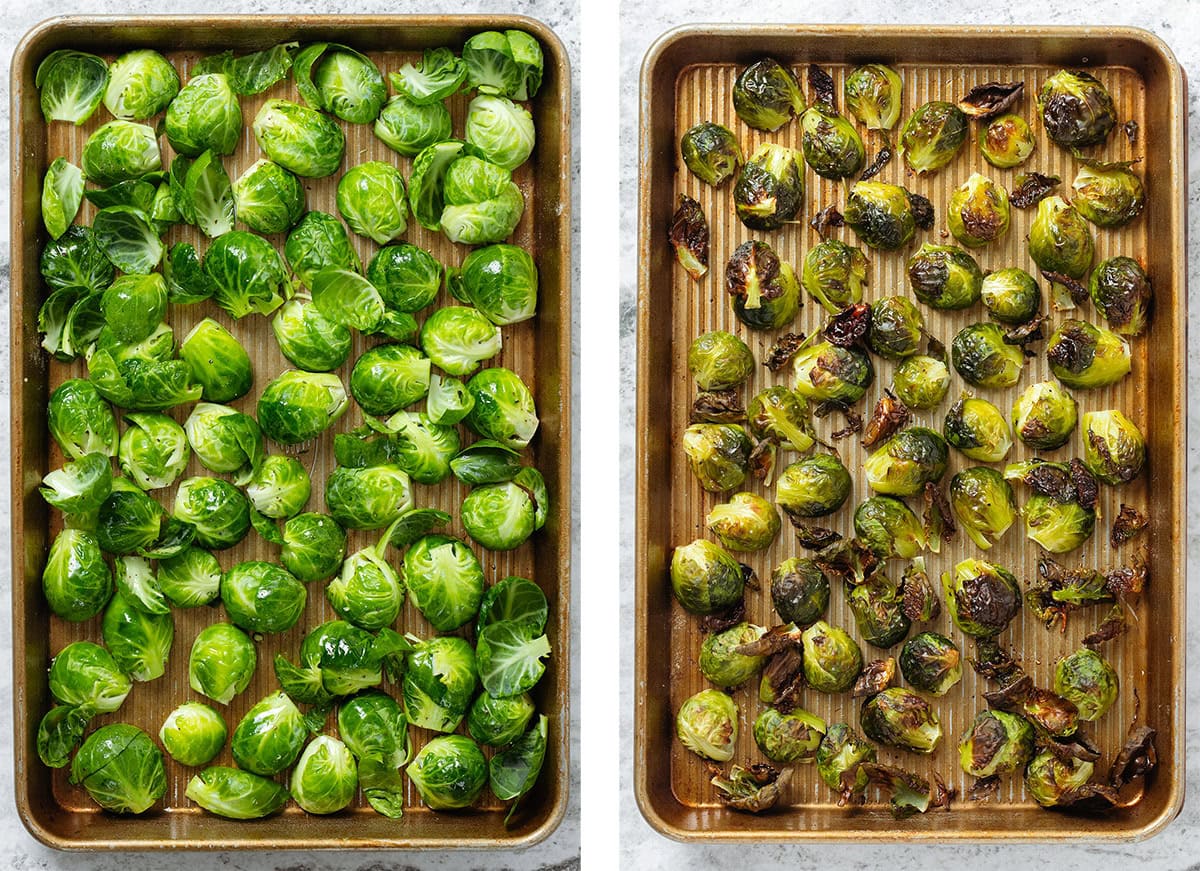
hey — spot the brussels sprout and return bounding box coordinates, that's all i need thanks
[160,702,227,767]
[173,476,249,550]
[948,466,1016,551]
[42,529,112,621]
[802,621,863,693]
[792,342,873,405]
[256,370,349,446]
[36,49,108,124]
[979,113,1035,168]
[408,140,465,229]
[40,451,112,514]
[1073,163,1145,228]
[844,63,903,130]
[99,274,166,345]
[112,554,168,615]
[296,620,386,697]
[180,150,237,238]
[1023,494,1096,553]
[335,161,408,245]
[681,424,750,494]
[899,632,961,696]
[463,30,542,100]
[102,591,173,681]
[160,242,212,306]
[403,534,485,631]
[670,538,744,615]
[438,154,526,245]
[943,394,1012,463]
[102,49,178,119]
[308,267,387,334]
[186,766,289,819]
[958,710,1034,778]
[947,173,1010,248]
[176,318,252,404]
[698,622,767,688]
[1024,749,1094,808]
[1054,648,1119,721]
[899,100,967,174]
[465,94,535,171]
[277,512,345,584]
[868,296,924,360]
[365,244,443,314]
[404,635,478,732]
[979,268,1040,325]
[80,120,161,186]
[336,690,411,816]
[202,229,288,319]
[464,367,539,450]
[675,689,738,762]
[346,344,429,417]
[733,143,804,231]
[1038,69,1116,148]
[294,43,386,124]
[421,374,473,427]
[771,558,829,626]
[91,206,164,275]
[182,403,262,481]
[1046,319,1131,389]
[164,73,241,157]
[476,617,551,699]
[706,492,780,552]
[893,355,951,411]
[724,241,800,331]
[327,548,403,630]
[802,240,867,315]
[1089,256,1152,336]
[158,546,221,608]
[854,497,926,559]
[39,282,107,363]
[1028,195,1094,280]
[41,157,84,240]
[746,386,813,453]
[230,691,307,776]
[844,181,917,251]
[70,724,165,814]
[252,99,346,178]
[115,413,187,491]
[907,243,982,311]
[774,454,851,520]
[406,734,487,810]
[816,722,877,803]
[860,687,942,753]
[374,94,453,157]
[951,322,1025,390]
[864,427,949,497]
[450,244,538,326]
[461,480,538,550]
[37,704,90,769]
[754,707,826,764]
[732,58,804,131]
[325,464,414,530]
[681,122,742,186]
[413,309,503,382]
[942,558,1021,637]
[285,211,361,288]
[800,102,865,180]
[478,575,548,634]
[96,487,163,555]
[221,561,306,634]
[289,736,357,815]
[231,159,304,234]
[48,641,131,713]
[468,692,535,747]
[1008,381,1076,451]
[1082,408,1146,486]
[240,456,309,521]
[390,45,465,103]
[268,299,350,374]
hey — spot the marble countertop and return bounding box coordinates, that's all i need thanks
[0,1,579,869]
[617,0,1199,867]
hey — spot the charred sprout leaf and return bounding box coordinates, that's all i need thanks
[923,482,956,551]
[909,193,935,231]
[691,390,745,424]
[844,64,902,130]
[700,600,747,636]
[1026,558,1113,631]
[970,640,1024,685]
[1038,69,1117,149]
[899,101,968,174]
[764,332,807,372]
[859,146,893,181]
[807,64,836,107]
[1105,557,1147,599]
[852,657,896,698]
[1083,604,1128,650]
[984,675,1079,738]
[862,762,952,819]
[792,523,842,550]
[681,122,742,186]
[1009,171,1061,209]
[748,438,777,485]
[968,775,1001,802]
[823,303,872,348]
[816,723,876,805]
[669,194,709,281]
[732,59,805,132]
[1002,315,1046,352]
[958,81,1024,119]
[725,239,801,331]
[1111,504,1148,548]
[831,410,863,441]
[1090,256,1152,336]
[709,762,790,813]
[979,114,1036,168]
[900,557,940,622]
[757,648,806,712]
[1123,120,1139,144]
[860,392,909,449]
[808,205,844,237]
[1109,726,1156,790]
[733,143,805,232]
[1041,271,1088,309]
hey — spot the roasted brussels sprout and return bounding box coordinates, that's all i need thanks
[699,622,767,688]
[907,243,983,310]
[1024,749,1095,807]
[949,466,1016,551]
[687,331,754,391]
[846,576,911,648]
[1046,319,1131,389]
[1073,163,1145,228]
[979,113,1035,168]
[408,735,487,810]
[947,173,1010,248]
[186,766,289,819]
[844,182,916,251]
[844,64,903,130]
[173,476,250,550]
[754,707,827,763]
[899,632,961,696]
[860,687,942,753]
[70,724,166,814]
[670,538,745,615]
[802,240,868,315]
[980,268,1040,325]
[706,492,780,552]
[231,690,307,776]
[101,590,173,681]
[468,692,536,747]
[253,99,346,178]
[48,379,118,460]
[258,370,349,445]
[1054,648,1119,721]
[404,634,477,732]
[942,558,1021,638]
[1038,70,1116,149]
[792,342,873,404]
[893,355,951,411]
[944,394,1012,463]
[854,497,925,560]
[776,454,852,519]
[232,159,305,234]
[958,710,1034,777]
[681,122,742,186]
[1010,381,1076,451]
[189,622,256,705]
[291,736,358,815]
[868,297,924,360]
[816,722,876,804]
[160,702,227,767]
[1028,195,1094,280]
[801,102,865,180]
[747,386,814,452]
[864,427,949,497]
[732,59,804,131]
[733,144,804,231]
[676,689,738,761]
[683,423,752,493]
[802,620,863,693]
[1081,409,1146,485]
[899,101,967,174]
[1089,256,1152,336]
[221,561,306,634]
[49,641,131,713]
[771,558,830,626]
[1023,494,1096,553]
[951,322,1024,389]
[42,529,112,622]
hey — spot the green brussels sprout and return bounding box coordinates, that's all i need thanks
[290,736,357,815]
[802,621,863,693]
[792,342,873,404]
[426,374,475,426]
[942,558,1021,637]
[37,704,90,769]
[1046,319,1131,389]
[285,211,361,288]
[160,702,227,767]
[403,534,485,631]
[112,554,168,615]
[951,322,1025,389]
[1054,648,1119,721]
[844,181,916,251]
[80,120,161,186]
[202,229,288,319]
[182,403,262,480]
[732,58,804,131]
[232,159,304,234]
[978,113,1035,168]
[775,454,852,519]
[676,689,738,761]
[40,451,113,514]
[860,687,942,753]
[408,734,487,810]
[771,558,829,625]
[419,306,502,378]
[1089,256,1152,336]
[899,632,962,696]
[101,590,174,681]
[706,492,780,552]
[40,223,114,297]
[1081,409,1145,486]
[844,63,903,130]
[1073,163,1145,228]
[257,370,349,445]
[949,466,1016,551]
[221,561,306,633]
[243,455,310,519]
[42,529,112,621]
[680,122,742,186]
[869,296,924,360]
[670,538,744,615]
[372,411,460,485]
[292,42,386,123]
[754,707,827,764]
[102,49,178,119]
[231,691,307,776]
[348,344,430,417]
[297,620,385,697]
[1038,69,1116,148]
[698,622,767,688]
[102,274,167,347]
[335,161,408,245]
[252,99,346,178]
[164,73,241,157]
[450,243,538,326]
[747,386,814,452]
[70,724,165,814]
[855,496,926,559]
[943,394,1012,463]
[464,94,534,171]
[864,427,949,497]
[1028,196,1094,280]
[733,143,804,231]
[173,476,249,550]
[1022,494,1096,553]
[1024,749,1095,808]
[461,367,538,450]
[947,173,1010,248]
[162,242,214,304]
[328,548,403,630]
[959,710,1035,777]
[468,692,536,746]
[177,318,252,403]
[899,101,967,174]
[477,576,547,634]
[158,547,221,608]
[185,766,289,819]
[907,243,983,310]
[816,723,876,803]
[36,49,107,124]
[981,268,1041,325]
[311,267,392,334]
[91,204,164,274]
[325,464,414,530]
[1010,381,1076,451]
[96,487,163,555]
[365,244,443,315]
[270,298,352,373]
[893,355,951,411]
[846,574,911,648]
[800,103,865,180]
[438,154,526,246]
[461,481,537,550]
[117,413,189,491]
[49,641,131,713]
[802,239,868,315]
[725,239,802,331]
[335,690,410,817]
[463,29,543,100]
[477,615,552,700]
[280,512,346,583]
[404,635,478,732]
[374,94,453,157]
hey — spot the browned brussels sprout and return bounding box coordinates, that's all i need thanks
[1012,380,1077,450]
[846,576,910,649]
[1023,495,1096,554]
[669,539,744,614]
[753,707,826,763]
[802,620,863,693]
[668,194,708,281]
[978,113,1035,168]
[680,122,742,186]
[949,466,1016,551]
[747,386,814,453]
[899,631,961,696]
[1073,163,1145,230]
[801,103,865,180]
[1089,256,1152,336]
[844,181,916,251]
[860,687,941,753]
[864,427,949,497]
[942,558,1021,638]
[775,454,852,519]
[771,557,829,625]
[1028,195,1093,280]
[947,173,1010,248]
[893,355,950,411]
[1037,69,1117,149]
[688,330,754,391]
[1024,749,1094,807]
[792,341,873,404]
[1046,319,1131,390]
[682,423,751,493]
[844,64,903,130]
[958,710,1034,777]
[724,239,801,330]
[706,491,780,552]
[732,59,805,131]
[733,144,804,231]
[943,394,1012,463]
[1081,409,1145,485]
[907,243,982,310]
[802,239,867,315]
[1053,648,1118,721]
[951,322,1024,389]
[699,622,767,687]
[899,100,967,174]
[816,722,876,805]
[710,764,791,813]
[854,497,926,559]
[981,268,1040,324]
[868,297,923,360]
[676,688,738,761]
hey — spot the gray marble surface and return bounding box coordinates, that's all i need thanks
[0,1,579,868]
[618,1,1200,868]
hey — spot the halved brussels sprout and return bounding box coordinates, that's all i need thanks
[177,318,252,404]
[113,554,168,615]
[165,73,241,156]
[404,635,478,733]
[869,296,924,360]
[747,386,814,452]
[221,561,306,633]
[390,45,465,103]
[115,413,188,492]
[408,734,487,810]
[803,240,867,315]
[844,64,902,130]
[816,723,876,803]
[855,496,926,559]
[792,342,873,404]
[864,427,949,497]
[1022,494,1096,553]
[899,101,967,174]
[899,632,961,696]
[676,689,738,761]
[81,120,161,186]
[755,707,826,764]
[802,621,863,694]
[202,229,288,319]
[1046,319,1131,389]
[246,455,311,518]
[733,143,804,231]
[42,529,112,621]
[465,367,539,450]
[325,464,413,530]
[327,547,403,630]
[468,692,536,747]
[252,99,346,178]
[96,486,164,555]
[776,454,852,519]
[421,306,503,377]
[1089,256,1152,336]
[698,622,767,688]
[258,370,349,445]
[182,403,262,481]
[771,558,830,626]
[980,268,1040,325]
[1028,195,1094,280]
[350,344,431,416]
[186,766,289,819]
[979,113,1035,168]
[231,690,307,776]
[291,736,358,815]
[1038,69,1116,148]
[49,640,131,713]
[907,243,982,310]
[951,322,1024,389]
[103,49,178,119]
[271,298,352,373]
[1025,750,1095,808]
[893,355,951,411]
[681,122,742,186]
[465,95,535,171]
[285,211,361,289]
[959,710,1034,777]
[158,546,221,608]
[1011,381,1077,450]
[947,173,1010,248]
[461,481,538,551]
[670,538,744,615]
[101,590,174,681]
[232,159,304,234]
[366,243,443,314]
[463,30,543,101]
[861,686,942,753]
[1053,648,1118,721]
[844,181,916,251]
[41,224,114,295]
[439,154,526,245]
[1073,163,1145,228]
[1081,409,1145,485]
[403,534,485,631]
[943,394,1012,463]
[732,58,804,131]
[293,42,386,123]
[280,512,347,583]
[450,244,538,326]
[949,466,1016,551]
[299,620,387,697]
[374,94,453,157]
[846,574,911,648]
[941,558,1021,638]
[800,103,865,180]
[70,724,166,814]
[336,690,410,817]
[336,161,408,245]
[160,702,227,767]
[725,239,801,330]
[683,423,751,493]
[706,492,780,552]
[36,49,107,124]
[40,451,112,514]
[173,476,249,550]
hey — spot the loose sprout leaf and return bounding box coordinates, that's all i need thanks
[183,150,235,238]
[114,555,170,615]
[250,506,286,545]
[228,43,297,95]
[42,157,84,239]
[958,81,1024,119]
[92,206,164,275]
[408,140,465,230]
[37,705,91,768]
[37,50,108,124]
[450,439,523,485]
[390,47,467,105]
[377,508,452,554]
[476,621,551,698]
[478,576,548,634]
[274,653,332,706]
[490,715,548,824]
[84,178,158,211]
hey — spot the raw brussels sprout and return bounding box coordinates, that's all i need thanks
[336,690,411,817]
[252,99,346,178]
[350,344,431,416]
[49,641,131,713]
[1038,69,1117,148]
[270,298,351,373]
[979,113,1035,168]
[855,497,926,559]
[864,427,949,497]
[725,240,801,330]
[476,615,551,699]
[37,705,90,769]
[281,512,347,583]
[1023,494,1096,553]
[771,558,829,625]
[285,211,361,288]
[680,122,742,186]
[733,143,804,231]
[747,386,814,452]
[41,157,84,239]
[182,403,262,480]
[112,554,168,615]
[1028,196,1094,280]
[325,464,414,530]
[390,45,465,103]
[366,243,443,314]
[36,49,107,124]
[465,95,535,171]
[404,635,478,732]
[1024,749,1094,808]
[676,689,738,761]
[949,466,1016,551]
[96,487,164,555]
[980,268,1040,325]
[418,306,503,378]
[374,411,460,485]
[861,687,942,753]
[418,377,468,428]
[101,590,174,681]
[291,736,357,814]
[297,620,387,697]
[408,734,487,810]
[844,181,916,251]
[1054,648,1119,721]
[1081,409,1145,485]
[438,153,526,246]
[462,30,543,100]
[92,205,164,275]
[468,692,535,747]
[245,455,311,519]
[257,370,349,445]
[232,159,304,234]
[951,322,1024,389]
[899,632,962,696]
[70,724,166,814]
[117,413,189,491]
[231,691,307,776]
[477,575,547,633]
[754,707,826,764]
[869,296,924,360]
[177,318,252,403]
[327,547,403,630]
[816,723,876,803]
[1073,163,1145,228]
[947,173,1010,248]
[800,102,865,180]
[706,492,780,552]
[732,58,804,131]
[188,622,257,705]
[899,100,967,173]
[164,73,241,156]
[461,481,537,550]
[42,529,112,621]
[792,342,873,404]
[374,94,453,157]
[844,63,903,130]
[98,274,166,346]
[802,621,863,693]
[160,702,227,767]
[310,266,390,333]
[669,538,744,615]
[1012,380,1077,450]
[907,243,982,310]
[186,766,289,819]
[959,710,1034,777]
[465,367,539,449]
[294,43,386,124]
[1046,319,1131,389]
[943,394,1012,463]
[157,546,221,607]
[893,355,951,411]
[846,575,910,648]
[336,161,408,245]
[80,121,161,186]
[102,49,178,119]
[202,230,288,319]
[450,244,538,326]
[403,534,485,631]
[698,622,767,688]
[39,451,112,514]
[775,454,851,519]
[221,561,306,633]
[162,241,214,305]
[1089,256,1152,336]
[802,239,868,315]
[41,223,115,297]
[941,558,1021,638]
[173,476,249,550]
[683,424,751,493]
